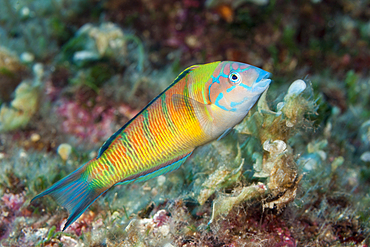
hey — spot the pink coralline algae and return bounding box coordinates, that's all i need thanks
[62,210,96,236]
[1,193,25,211]
[153,209,170,227]
[257,216,296,247]
[56,99,139,144]
[218,208,297,247]
[165,3,205,51]
[45,80,63,102]
[56,100,116,143]
[0,193,26,240]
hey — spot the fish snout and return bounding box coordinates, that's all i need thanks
[252,68,271,91]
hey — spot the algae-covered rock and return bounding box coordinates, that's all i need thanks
[0,80,40,132]
[122,204,193,247]
[0,63,42,132]
[57,143,72,161]
[64,22,144,70]
[0,0,94,59]
[197,162,244,205]
[72,23,126,63]
[209,182,267,224]
[0,46,29,102]
[206,79,317,223]
[360,120,370,146]
[0,46,26,74]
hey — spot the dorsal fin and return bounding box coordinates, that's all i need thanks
[97,65,198,158]
[97,125,126,158]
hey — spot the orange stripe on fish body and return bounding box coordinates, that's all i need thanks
[31,61,271,230]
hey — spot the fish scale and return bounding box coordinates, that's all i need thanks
[31,61,271,230]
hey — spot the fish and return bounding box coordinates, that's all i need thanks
[31,61,271,230]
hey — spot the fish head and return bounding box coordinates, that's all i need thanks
[208,61,271,114]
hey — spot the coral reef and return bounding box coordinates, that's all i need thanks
[0,0,369,246]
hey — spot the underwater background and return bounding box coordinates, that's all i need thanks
[0,0,369,246]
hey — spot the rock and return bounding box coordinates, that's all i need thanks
[57,143,72,161]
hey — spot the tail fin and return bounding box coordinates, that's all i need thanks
[31,163,108,231]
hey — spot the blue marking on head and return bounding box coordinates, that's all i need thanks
[211,75,220,84]
[219,70,229,78]
[239,66,251,72]
[209,63,236,102]
[208,74,223,102]
[226,85,236,93]
[215,93,237,112]
[239,83,252,90]
[230,98,247,107]
[215,93,228,111]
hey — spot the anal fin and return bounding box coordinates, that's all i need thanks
[118,150,194,185]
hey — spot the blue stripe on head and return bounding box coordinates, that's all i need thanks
[239,66,251,72]
[215,93,236,112]
[208,75,220,103]
[226,85,236,93]
[239,83,252,90]
[215,93,228,111]
[230,98,247,107]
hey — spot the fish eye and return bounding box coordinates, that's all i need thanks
[229,72,241,85]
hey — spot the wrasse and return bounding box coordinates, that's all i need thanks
[32,61,271,230]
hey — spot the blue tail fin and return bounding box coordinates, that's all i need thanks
[31,164,107,231]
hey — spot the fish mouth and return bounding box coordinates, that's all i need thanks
[252,70,271,91]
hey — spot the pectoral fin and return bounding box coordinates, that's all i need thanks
[217,127,232,141]
[172,94,214,135]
